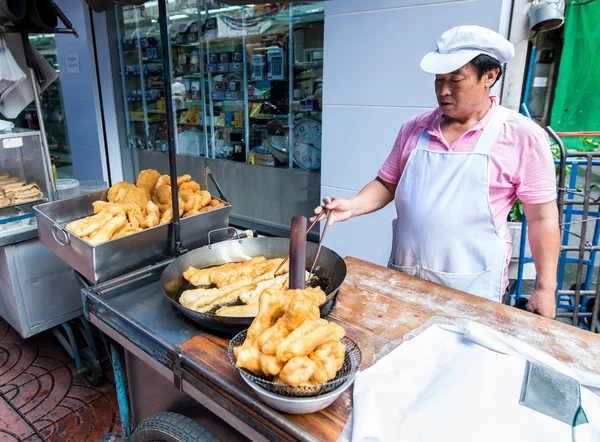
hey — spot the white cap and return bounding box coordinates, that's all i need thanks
[420,25,515,74]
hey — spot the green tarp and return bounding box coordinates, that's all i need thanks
[550,1,600,149]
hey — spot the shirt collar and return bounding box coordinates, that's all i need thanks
[424,96,499,139]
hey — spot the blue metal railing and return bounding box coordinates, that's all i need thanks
[510,158,600,328]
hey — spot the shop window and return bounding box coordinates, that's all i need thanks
[110,1,323,237]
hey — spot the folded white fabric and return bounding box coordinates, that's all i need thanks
[0,34,27,100]
[352,319,600,442]
[1,33,58,119]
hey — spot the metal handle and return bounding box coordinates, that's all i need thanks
[208,227,241,246]
[205,167,228,203]
[52,224,71,246]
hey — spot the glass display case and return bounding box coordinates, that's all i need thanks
[0,129,54,245]
[109,1,323,237]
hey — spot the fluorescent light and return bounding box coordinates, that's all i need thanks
[169,14,188,20]
[151,19,157,23]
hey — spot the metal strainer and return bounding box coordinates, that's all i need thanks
[228,330,362,398]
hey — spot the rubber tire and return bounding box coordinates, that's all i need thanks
[584,298,599,331]
[131,412,221,442]
[515,297,529,311]
[80,347,104,387]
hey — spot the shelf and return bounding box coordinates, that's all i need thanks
[171,41,201,48]
[250,115,288,120]
[129,119,165,123]
[294,61,323,70]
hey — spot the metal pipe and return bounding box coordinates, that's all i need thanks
[23,38,57,199]
[548,127,567,213]
[114,7,132,149]
[557,290,597,296]
[591,268,600,333]
[560,246,600,252]
[111,343,132,438]
[242,6,250,163]
[197,1,209,158]
[572,155,593,326]
[86,259,172,294]
[522,46,537,109]
[0,27,78,36]
[134,9,150,144]
[158,0,183,254]
[287,3,294,169]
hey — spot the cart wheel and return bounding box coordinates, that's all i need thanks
[131,412,220,442]
[515,297,529,311]
[80,347,104,386]
[584,298,599,331]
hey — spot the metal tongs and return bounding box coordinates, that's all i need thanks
[274,206,331,283]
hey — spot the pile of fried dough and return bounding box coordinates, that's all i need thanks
[65,169,226,245]
[233,287,346,387]
[0,172,43,207]
[181,257,295,316]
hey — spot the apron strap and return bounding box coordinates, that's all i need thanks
[472,105,510,155]
[415,130,430,151]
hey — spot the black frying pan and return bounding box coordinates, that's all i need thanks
[160,236,347,335]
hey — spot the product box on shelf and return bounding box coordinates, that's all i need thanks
[225,91,242,101]
[233,51,243,62]
[211,91,225,100]
[217,63,229,73]
[229,62,242,72]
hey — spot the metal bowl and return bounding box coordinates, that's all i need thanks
[228,330,361,414]
[240,372,355,415]
[160,236,347,335]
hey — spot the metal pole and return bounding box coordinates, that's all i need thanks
[197,1,209,158]
[205,4,216,160]
[134,9,150,147]
[242,6,250,163]
[590,271,600,333]
[158,0,184,255]
[22,35,57,199]
[287,3,294,169]
[114,6,132,148]
[111,343,132,438]
[572,155,593,326]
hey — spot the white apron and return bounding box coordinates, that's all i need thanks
[389,106,510,302]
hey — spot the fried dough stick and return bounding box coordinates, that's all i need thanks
[88,214,128,245]
[258,292,320,356]
[66,211,113,237]
[183,256,268,288]
[309,341,346,383]
[276,319,345,363]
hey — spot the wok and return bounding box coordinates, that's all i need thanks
[161,235,347,335]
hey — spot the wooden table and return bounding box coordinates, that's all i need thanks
[179,257,600,442]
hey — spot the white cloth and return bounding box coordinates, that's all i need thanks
[351,319,600,442]
[390,106,510,302]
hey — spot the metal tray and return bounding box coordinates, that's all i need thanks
[34,190,230,284]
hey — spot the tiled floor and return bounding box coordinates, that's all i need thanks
[0,317,121,442]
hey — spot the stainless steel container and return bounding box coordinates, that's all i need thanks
[34,190,230,284]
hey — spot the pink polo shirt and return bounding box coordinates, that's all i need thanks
[378,96,557,291]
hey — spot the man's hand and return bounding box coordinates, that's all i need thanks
[309,178,397,226]
[310,197,355,226]
[527,288,556,319]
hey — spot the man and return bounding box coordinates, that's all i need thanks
[314,26,559,318]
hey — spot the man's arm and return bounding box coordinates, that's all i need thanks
[523,201,560,318]
[312,177,397,225]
